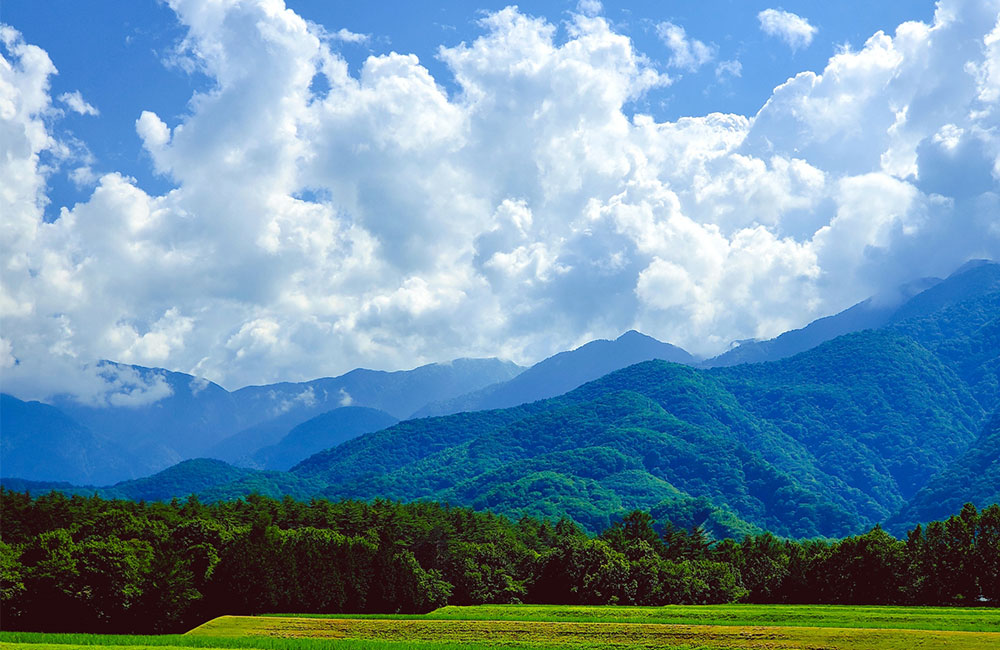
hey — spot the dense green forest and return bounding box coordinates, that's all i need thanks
[2,490,997,635]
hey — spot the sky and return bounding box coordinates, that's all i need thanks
[1,0,999,405]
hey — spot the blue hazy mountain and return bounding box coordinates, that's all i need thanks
[251,406,399,470]
[3,358,521,483]
[50,364,242,480]
[208,358,523,464]
[0,394,131,485]
[414,331,696,418]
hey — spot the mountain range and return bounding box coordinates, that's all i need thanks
[2,358,522,483]
[2,260,998,539]
[1,321,703,482]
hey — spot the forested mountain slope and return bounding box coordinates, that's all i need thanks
[5,261,996,538]
[294,326,982,537]
[888,410,1000,532]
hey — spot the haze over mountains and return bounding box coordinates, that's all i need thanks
[2,359,522,483]
[1,260,998,539]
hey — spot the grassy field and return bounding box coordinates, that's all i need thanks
[4,604,1000,650]
[259,603,1000,632]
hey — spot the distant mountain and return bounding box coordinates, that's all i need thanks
[704,259,1000,371]
[2,357,522,483]
[887,410,1000,534]
[0,394,131,484]
[209,358,523,464]
[704,277,941,368]
[51,364,243,480]
[414,331,696,418]
[232,358,524,423]
[251,406,399,470]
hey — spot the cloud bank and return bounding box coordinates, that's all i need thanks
[1,0,998,405]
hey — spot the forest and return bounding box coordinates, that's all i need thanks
[1,489,997,635]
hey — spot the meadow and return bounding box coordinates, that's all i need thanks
[3,604,1000,650]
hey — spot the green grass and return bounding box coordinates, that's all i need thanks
[259,603,1000,633]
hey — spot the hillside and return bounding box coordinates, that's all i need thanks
[251,406,399,470]
[0,457,323,504]
[294,327,981,536]
[415,331,695,417]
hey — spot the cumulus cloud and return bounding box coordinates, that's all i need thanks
[758,8,817,50]
[57,90,98,115]
[1,0,999,406]
[656,21,716,71]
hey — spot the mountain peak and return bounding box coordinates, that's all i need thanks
[615,329,654,343]
[949,258,996,278]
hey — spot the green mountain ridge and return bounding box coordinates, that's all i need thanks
[3,260,997,539]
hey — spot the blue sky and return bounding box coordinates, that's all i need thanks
[1,0,998,403]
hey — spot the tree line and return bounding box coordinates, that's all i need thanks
[1,489,997,634]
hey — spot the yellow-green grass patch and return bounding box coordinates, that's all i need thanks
[188,614,1000,650]
[259,603,1000,633]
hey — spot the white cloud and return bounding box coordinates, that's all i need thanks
[330,28,368,44]
[656,21,715,71]
[758,8,817,50]
[57,90,98,115]
[577,1,603,18]
[270,386,316,415]
[715,59,742,79]
[1,0,999,405]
